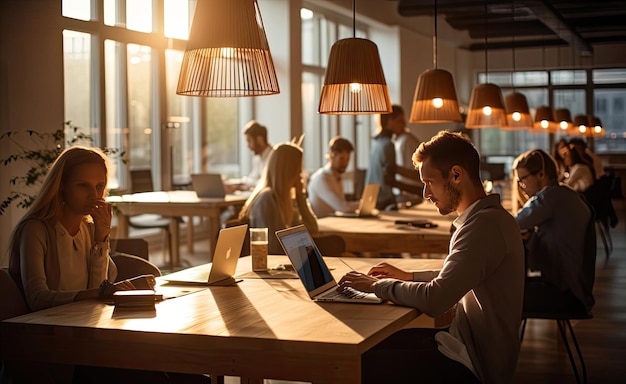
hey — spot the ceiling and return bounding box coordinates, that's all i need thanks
[390,0,626,55]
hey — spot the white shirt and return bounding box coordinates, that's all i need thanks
[307,164,358,218]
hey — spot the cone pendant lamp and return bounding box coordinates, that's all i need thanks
[554,108,573,132]
[176,0,279,97]
[466,0,507,129]
[318,0,391,114]
[409,0,462,123]
[532,106,558,133]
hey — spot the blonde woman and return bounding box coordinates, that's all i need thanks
[239,142,318,254]
[7,146,137,312]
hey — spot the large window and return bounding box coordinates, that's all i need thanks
[62,0,242,192]
[479,68,626,168]
[301,4,374,181]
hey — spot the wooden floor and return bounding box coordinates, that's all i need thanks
[144,200,626,384]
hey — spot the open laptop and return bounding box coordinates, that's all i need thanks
[191,173,226,198]
[275,225,382,304]
[162,224,248,286]
[335,183,380,218]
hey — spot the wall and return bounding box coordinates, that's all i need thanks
[0,0,65,265]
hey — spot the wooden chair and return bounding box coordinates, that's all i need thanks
[111,253,162,282]
[0,268,30,382]
[111,237,149,260]
[519,211,597,384]
[128,169,180,269]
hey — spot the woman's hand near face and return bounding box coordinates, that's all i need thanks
[91,199,112,242]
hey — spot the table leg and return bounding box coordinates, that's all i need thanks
[116,213,129,238]
[187,216,194,254]
[207,208,221,261]
[169,218,180,268]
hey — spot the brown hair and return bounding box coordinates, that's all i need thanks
[513,149,558,184]
[412,130,481,184]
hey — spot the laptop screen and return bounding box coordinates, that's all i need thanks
[276,226,335,292]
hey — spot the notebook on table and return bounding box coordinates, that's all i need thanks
[275,225,382,304]
[191,173,226,198]
[334,183,380,218]
[161,224,248,286]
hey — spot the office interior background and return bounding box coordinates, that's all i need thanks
[2,0,626,264]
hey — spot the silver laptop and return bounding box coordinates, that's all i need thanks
[162,224,248,286]
[335,183,380,218]
[275,225,382,304]
[191,173,226,198]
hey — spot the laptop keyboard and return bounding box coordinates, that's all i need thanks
[321,287,369,300]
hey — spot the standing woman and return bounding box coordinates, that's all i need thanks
[8,146,132,312]
[239,142,318,254]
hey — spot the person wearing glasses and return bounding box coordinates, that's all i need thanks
[513,149,594,314]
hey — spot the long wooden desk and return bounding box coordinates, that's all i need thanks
[317,203,456,255]
[2,256,446,384]
[108,191,248,266]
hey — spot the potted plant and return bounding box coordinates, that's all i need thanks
[0,121,125,215]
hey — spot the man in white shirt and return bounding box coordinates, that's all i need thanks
[307,137,359,217]
[227,120,273,192]
[389,105,423,206]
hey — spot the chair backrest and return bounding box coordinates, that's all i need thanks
[130,169,155,193]
[111,253,162,282]
[0,268,29,320]
[580,206,597,312]
[111,238,150,260]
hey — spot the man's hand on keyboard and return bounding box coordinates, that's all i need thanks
[337,271,377,294]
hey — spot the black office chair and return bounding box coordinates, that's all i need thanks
[584,173,617,263]
[519,211,597,384]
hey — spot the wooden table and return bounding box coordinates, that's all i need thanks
[108,191,248,266]
[317,203,456,255]
[1,256,446,384]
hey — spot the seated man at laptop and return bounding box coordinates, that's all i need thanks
[337,131,525,383]
[307,136,359,218]
[225,120,274,193]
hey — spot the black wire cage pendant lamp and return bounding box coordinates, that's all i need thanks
[318,0,392,114]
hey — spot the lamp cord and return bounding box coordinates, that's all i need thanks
[352,0,356,38]
[433,0,438,68]
[511,0,516,91]
[484,0,489,83]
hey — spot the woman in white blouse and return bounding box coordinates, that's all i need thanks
[562,143,595,192]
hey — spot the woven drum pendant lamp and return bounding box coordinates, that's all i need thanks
[409,0,462,123]
[318,0,392,114]
[176,0,279,97]
[465,0,507,129]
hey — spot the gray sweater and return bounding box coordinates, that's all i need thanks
[374,195,525,384]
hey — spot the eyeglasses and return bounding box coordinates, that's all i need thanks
[516,171,538,188]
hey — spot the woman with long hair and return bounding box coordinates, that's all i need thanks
[8,146,134,311]
[563,143,595,192]
[239,142,318,254]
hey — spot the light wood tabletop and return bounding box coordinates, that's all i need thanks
[108,190,249,266]
[317,203,456,255]
[2,256,447,384]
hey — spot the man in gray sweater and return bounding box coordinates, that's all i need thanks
[338,131,525,383]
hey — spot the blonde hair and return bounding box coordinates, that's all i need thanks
[239,143,303,226]
[8,146,109,253]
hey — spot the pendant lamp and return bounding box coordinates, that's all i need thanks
[176,0,279,97]
[466,0,507,129]
[533,106,558,133]
[571,114,589,136]
[409,0,461,123]
[318,0,391,114]
[554,108,573,132]
[503,0,532,130]
[589,116,606,138]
